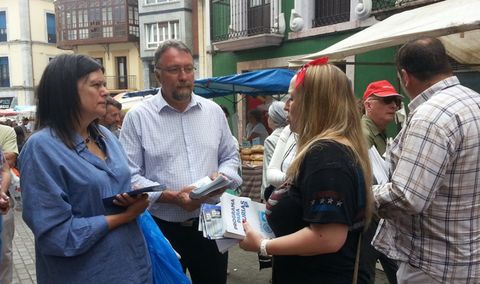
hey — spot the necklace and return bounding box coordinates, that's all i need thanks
[84,136,94,144]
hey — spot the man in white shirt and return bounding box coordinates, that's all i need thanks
[120,40,241,284]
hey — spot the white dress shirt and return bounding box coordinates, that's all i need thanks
[120,90,242,222]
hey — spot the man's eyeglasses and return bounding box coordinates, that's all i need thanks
[369,96,402,108]
[155,65,196,75]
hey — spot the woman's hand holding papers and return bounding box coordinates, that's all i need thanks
[239,221,263,253]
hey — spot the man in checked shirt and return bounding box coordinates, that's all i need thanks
[372,37,480,283]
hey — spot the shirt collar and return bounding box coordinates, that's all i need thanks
[154,88,203,113]
[73,125,106,153]
[362,115,383,137]
[407,76,460,113]
[72,126,111,173]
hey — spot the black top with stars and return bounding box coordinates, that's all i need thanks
[266,140,369,284]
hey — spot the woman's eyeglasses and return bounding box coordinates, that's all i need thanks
[369,96,402,108]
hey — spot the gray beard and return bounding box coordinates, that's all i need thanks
[172,89,191,101]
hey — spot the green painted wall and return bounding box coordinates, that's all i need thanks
[282,0,294,33]
[214,95,238,136]
[212,32,355,75]
[211,0,230,42]
[212,52,239,136]
[212,40,406,138]
[354,47,399,98]
[210,0,411,138]
[212,32,356,136]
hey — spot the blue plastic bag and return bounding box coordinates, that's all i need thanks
[138,211,191,284]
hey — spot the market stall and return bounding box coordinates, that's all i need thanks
[194,68,295,99]
[289,0,480,66]
[195,68,295,202]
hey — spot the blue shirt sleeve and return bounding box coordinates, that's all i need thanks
[20,133,109,257]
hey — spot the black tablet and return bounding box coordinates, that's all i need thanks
[102,184,166,207]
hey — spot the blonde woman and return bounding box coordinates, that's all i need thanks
[240,59,373,284]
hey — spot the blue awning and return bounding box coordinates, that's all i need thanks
[194,68,295,98]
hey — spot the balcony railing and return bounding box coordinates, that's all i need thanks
[372,0,444,19]
[312,0,350,28]
[105,75,137,91]
[211,0,280,42]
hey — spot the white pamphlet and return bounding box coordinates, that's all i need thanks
[189,175,231,199]
[220,193,274,240]
[368,146,389,185]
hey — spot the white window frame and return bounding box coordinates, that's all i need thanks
[145,20,179,49]
[144,0,174,5]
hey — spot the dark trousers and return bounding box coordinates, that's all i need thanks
[153,216,228,284]
[362,217,398,284]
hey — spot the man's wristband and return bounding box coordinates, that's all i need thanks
[259,239,270,256]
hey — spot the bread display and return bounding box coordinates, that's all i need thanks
[250,154,264,161]
[251,145,264,153]
[240,146,264,167]
[241,154,252,161]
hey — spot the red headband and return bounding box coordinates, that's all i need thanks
[295,57,329,89]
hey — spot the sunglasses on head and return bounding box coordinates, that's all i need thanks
[370,96,402,108]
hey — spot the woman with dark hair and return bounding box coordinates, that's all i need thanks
[19,54,152,284]
[240,59,373,283]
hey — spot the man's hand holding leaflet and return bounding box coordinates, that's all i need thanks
[189,175,232,199]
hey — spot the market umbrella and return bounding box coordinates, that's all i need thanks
[194,68,296,98]
[0,109,18,116]
[289,0,480,66]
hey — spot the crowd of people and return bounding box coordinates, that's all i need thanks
[0,36,477,284]
[0,116,28,283]
[240,37,480,284]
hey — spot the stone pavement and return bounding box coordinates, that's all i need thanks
[10,210,389,284]
[12,210,36,284]
[227,246,390,284]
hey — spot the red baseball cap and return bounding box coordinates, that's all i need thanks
[363,80,402,100]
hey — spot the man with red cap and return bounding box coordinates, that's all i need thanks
[362,80,403,156]
[361,79,402,284]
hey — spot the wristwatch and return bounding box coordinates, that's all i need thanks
[259,239,270,256]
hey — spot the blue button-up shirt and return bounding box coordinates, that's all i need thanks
[120,91,242,222]
[19,126,152,284]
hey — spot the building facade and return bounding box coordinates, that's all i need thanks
[138,0,197,89]
[208,0,454,140]
[55,0,143,95]
[0,0,70,107]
